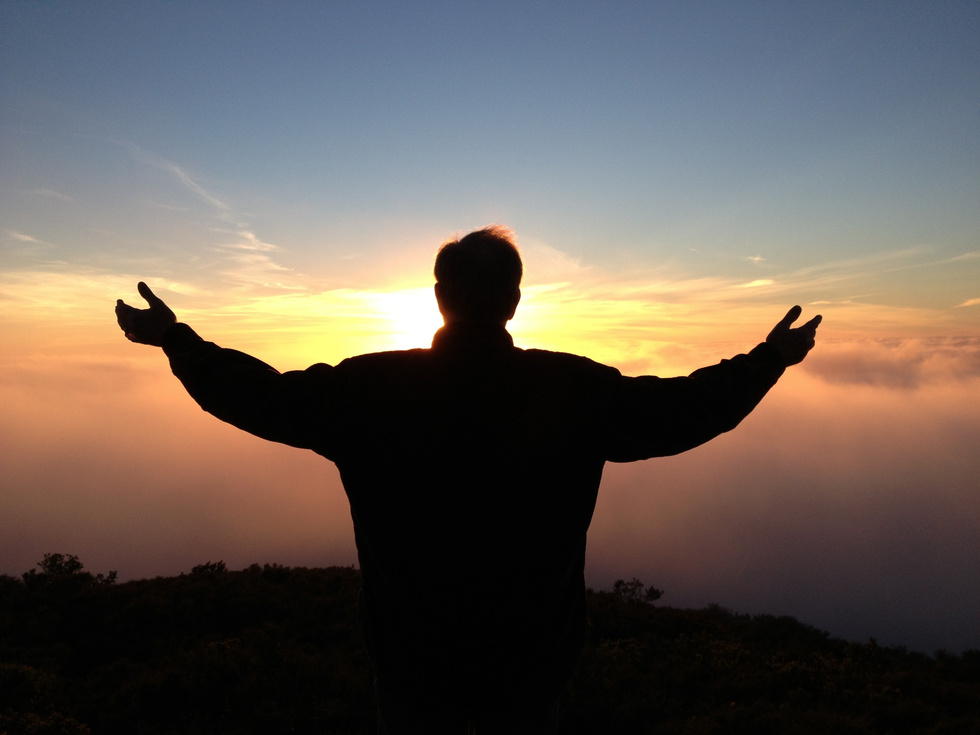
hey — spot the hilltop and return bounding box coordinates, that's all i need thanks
[1,555,977,734]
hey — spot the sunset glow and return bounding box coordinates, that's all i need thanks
[2,2,978,655]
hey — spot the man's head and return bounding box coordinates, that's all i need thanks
[434,225,523,324]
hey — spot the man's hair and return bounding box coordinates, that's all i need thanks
[434,225,523,322]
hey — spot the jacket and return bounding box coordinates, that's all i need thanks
[162,320,786,710]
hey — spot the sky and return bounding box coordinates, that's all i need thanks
[1,2,979,655]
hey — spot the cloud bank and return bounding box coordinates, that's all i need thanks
[1,333,977,654]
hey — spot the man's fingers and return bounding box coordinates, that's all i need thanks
[802,314,823,332]
[115,299,133,326]
[777,305,803,329]
[766,306,821,365]
[137,281,161,307]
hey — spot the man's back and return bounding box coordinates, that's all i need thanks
[163,318,786,711]
[330,321,617,709]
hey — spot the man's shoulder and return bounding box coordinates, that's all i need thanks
[334,344,622,382]
[335,347,429,372]
[520,346,617,370]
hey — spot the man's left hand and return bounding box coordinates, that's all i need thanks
[115,281,176,346]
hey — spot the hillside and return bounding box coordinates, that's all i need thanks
[1,556,977,734]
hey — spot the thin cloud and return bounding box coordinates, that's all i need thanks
[524,244,922,308]
[120,141,230,213]
[26,188,74,203]
[957,298,980,308]
[7,231,46,244]
[140,200,194,213]
[213,228,280,253]
[4,232,57,266]
[520,239,590,282]
[217,253,301,293]
[809,296,876,305]
[804,337,980,388]
[524,245,979,331]
[116,141,300,294]
[801,246,980,279]
[781,247,945,287]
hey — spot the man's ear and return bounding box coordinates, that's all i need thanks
[434,283,450,320]
[505,288,521,322]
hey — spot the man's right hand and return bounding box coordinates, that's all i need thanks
[115,282,177,346]
[765,305,822,367]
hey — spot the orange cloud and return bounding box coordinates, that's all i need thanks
[0,350,355,580]
[3,254,979,652]
[804,337,980,388]
[587,366,980,652]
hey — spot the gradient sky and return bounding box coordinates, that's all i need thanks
[2,2,979,654]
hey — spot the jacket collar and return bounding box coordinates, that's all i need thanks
[430,322,514,352]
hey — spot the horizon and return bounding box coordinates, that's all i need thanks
[2,2,978,655]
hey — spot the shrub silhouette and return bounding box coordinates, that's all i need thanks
[612,577,663,604]
[1,555,978,733]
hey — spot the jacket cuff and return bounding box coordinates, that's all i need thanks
[161,323,204,358]
[748,341,788,372]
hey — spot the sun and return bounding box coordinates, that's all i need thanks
[370,286,444,350]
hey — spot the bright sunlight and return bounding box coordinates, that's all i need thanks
[368,286,444,351]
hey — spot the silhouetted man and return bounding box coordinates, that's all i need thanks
[116,225,820,734]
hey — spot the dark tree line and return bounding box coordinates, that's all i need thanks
[1,555,978,734]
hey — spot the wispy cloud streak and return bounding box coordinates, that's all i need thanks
[121,142,230,212]
[25,188,74,203]
[116,141,300,294]
[6,231,50,245]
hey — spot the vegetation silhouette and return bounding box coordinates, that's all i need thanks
[2,555,978,734]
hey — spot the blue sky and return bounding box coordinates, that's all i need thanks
[2,2,979,654]
[4,2,978,293]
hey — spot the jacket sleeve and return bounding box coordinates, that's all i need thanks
[161,322,340,456]
[603,342,786,462]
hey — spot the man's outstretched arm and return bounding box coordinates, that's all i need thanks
[114,282,338,456]
[605,305,822,461]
